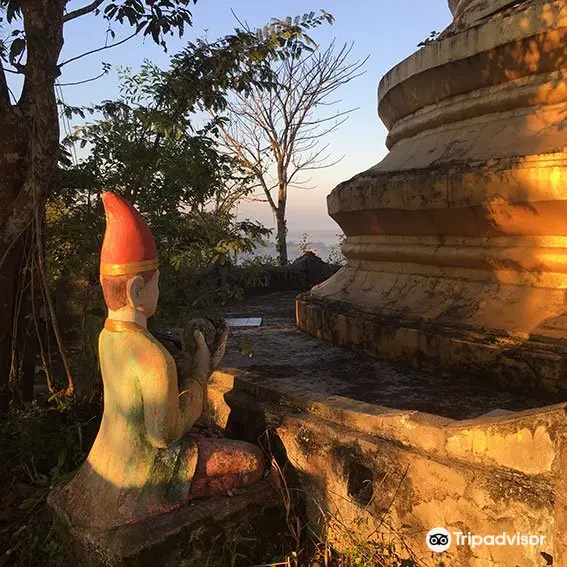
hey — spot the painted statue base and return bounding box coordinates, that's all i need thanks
[48,479,277,567]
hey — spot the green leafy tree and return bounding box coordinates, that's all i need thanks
[0,0,196,406]
[53,64,271,323]
[0,0,331,406]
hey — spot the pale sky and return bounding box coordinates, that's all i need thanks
[40,1,452,233]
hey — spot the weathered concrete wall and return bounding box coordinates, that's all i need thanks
[299,0,567,390]
[206,369,567,566]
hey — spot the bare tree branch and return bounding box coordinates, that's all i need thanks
[63,0,106,23]
[216,41,366,264]
[59,32,137,68]
[58,69,108,86]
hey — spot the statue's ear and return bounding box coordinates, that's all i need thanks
[126,275,146,308]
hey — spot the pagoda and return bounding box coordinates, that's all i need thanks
[298,0,567,392]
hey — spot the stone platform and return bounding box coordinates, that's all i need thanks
[200,292,567,567]
[297,292,567,397]
[217,292,559,420]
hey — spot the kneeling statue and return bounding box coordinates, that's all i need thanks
[50,192,264,531]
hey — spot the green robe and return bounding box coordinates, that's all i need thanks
[56,320,199,529]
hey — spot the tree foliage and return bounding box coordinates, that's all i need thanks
[50,9,337,288]
[49,12,339,325]
[53,62,271,321]
[0,0,204,404]
[0,0,195,65]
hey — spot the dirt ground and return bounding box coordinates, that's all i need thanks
[185,292,563,420]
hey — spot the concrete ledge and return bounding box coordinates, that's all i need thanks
[206,369,566,566]
[209,368,566,476]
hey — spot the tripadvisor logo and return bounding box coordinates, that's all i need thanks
[426,527,451,552]
[426,527,547,553]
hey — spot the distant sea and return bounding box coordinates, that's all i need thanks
[242,229,344,263]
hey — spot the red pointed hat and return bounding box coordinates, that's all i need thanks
[100,192,158,277]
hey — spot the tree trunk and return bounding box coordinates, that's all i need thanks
[0,115,31,409]
[9,230,39,405]
[0,0,66,408]
[0,246,18,412]
[275,178,288,265]
[275,209,287,266]
[0,232,38,409]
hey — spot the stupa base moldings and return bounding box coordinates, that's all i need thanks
[297,294,567,394]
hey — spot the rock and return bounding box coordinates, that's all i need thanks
[181,317,225,356]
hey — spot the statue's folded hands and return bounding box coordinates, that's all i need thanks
[168,322,229,436]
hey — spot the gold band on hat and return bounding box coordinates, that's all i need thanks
[100,259,159,277]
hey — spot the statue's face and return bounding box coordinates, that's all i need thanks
[129,270,160,318]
